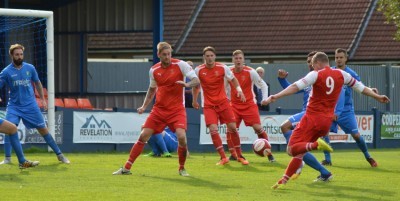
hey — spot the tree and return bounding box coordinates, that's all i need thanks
[378,0,400,40]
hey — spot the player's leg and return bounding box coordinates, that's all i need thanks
[163,131,178,154]
[0,135,12,164]
[281,112,304,143]
[1,111,21,164]
[204,107,228,165]
[321,122,337,166]
[272,154,304,189]
[22,108,70,163]
[175,128,189,176]
[0,119,39,168]
[339,113,377,167]
[146,134,163,156]
[227,106,242,161]
[253,124,275,162]
[154,133,170,156]
[113,127,154,175]
[287,116,333,156]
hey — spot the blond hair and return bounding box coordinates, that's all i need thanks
[157,42,172,54]
[9,44,24,56]
[232,50,244,56]
[203,46,216,55]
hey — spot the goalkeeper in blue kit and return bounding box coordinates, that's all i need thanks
[0,44,70,165]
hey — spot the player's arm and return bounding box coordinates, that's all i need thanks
[343,71,390,103]
[34,81,47,110]
[266,71,317,105]
[176,61,200,88]
[192,85,200,109]
[277,69,304,94]
[224,65,245,102]
[137,70,157,114]
[137,86,156,114]
[192,68,201,109]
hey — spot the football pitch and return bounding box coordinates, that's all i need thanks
[0,149,399,201]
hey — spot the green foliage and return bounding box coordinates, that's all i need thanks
[0,150,399,201]
[378,0,400,40]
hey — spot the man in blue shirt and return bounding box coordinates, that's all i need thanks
[0,44,70,165]
[321,48,378,167]
[277,51,333,181]
[145,127,179,157]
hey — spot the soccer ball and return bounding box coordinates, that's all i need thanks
[252,139,271,157]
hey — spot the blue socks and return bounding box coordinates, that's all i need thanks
[323,135,331,162]
[43,133,62,155]
[283,130,292,144]
[3,135,12,157]
[8,133,26,164]
[353,135,370,159]
[303,152,331,176]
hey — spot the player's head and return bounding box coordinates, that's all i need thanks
[186,60,194,68]
[157,42,172,66]
[203,46,216,67]
[335,48,348,69]
[255,67,264,77]
[232,50,244,68]
[311,52,329,70]
[307,51,317,71]
[9,44,25,66]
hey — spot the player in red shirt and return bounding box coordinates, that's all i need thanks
[266,52,389,189]
[227,50,275,162]
[193,46,248,165]
[113,42,200,176]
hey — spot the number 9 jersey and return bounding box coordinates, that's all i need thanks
[294,66,365,118]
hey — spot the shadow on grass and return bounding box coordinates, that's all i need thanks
[0,173,24,182]
[299,182,396,201]
[333,164,400,174]
[143,174,238,191]
[29,163,69,172]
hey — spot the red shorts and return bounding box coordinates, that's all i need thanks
[288,114,331,146]
[231,103,261,128]
[143,107,187,134]
[203,101,236,126]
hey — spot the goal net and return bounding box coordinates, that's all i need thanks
[0,9,55,146]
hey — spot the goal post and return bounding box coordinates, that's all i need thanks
[0,8,55,149]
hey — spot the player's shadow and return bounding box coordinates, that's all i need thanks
[302,182,396,201]
[31,163,68,172]
[0,173,24,182]
[333,164,400,174]
[144,174,238,191]
[224,163,270,173]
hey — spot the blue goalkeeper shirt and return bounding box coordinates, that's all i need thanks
[0,62,40,108]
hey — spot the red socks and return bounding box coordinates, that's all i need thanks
[124,140,145,170]
[256,128,269,140]
[288,142,318,156]
[178,145,187,170]
[226,131,237,158]
[210,130,226,159]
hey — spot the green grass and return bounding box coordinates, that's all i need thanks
[0,149,399,201]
